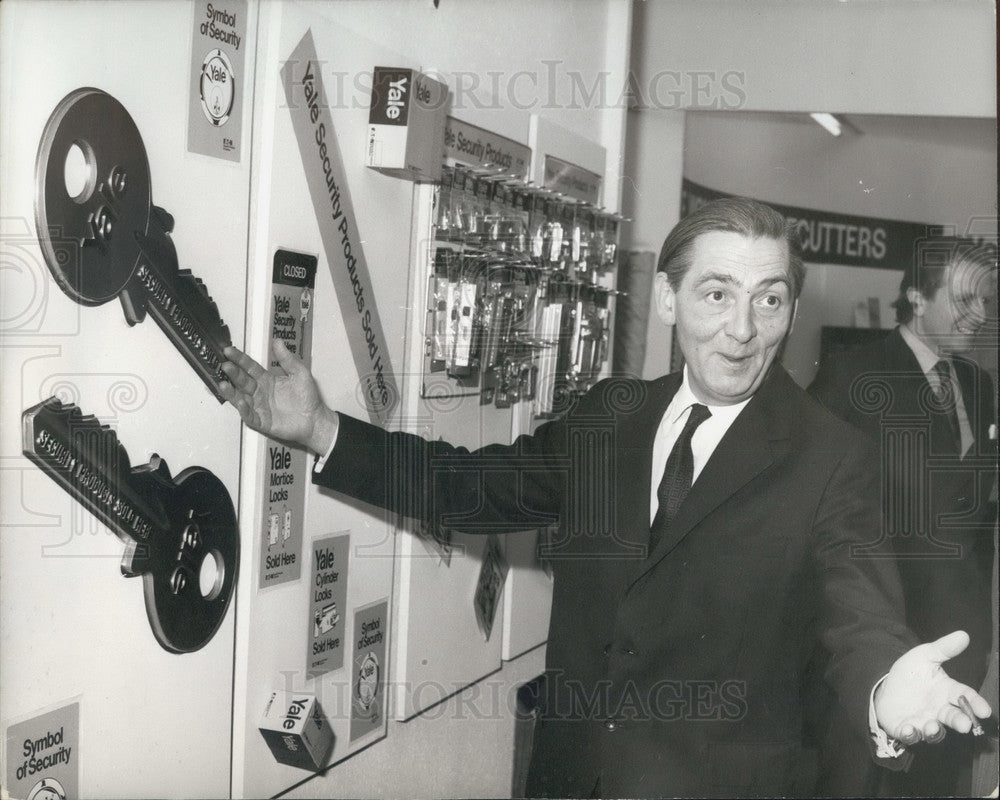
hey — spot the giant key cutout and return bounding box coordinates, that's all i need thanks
[35,88,232,400]
[22,398,239,653]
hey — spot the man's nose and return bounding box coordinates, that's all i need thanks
[725,302,757,343]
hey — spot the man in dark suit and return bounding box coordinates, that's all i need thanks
[809,236,997,796]
[220,198,992,798]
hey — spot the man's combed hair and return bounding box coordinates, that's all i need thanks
[892,235,998,324]
[657,196,805,299]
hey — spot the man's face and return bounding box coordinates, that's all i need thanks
[655,231,795,405]
[912,259,995,354]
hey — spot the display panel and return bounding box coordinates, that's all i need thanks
[230,7,403,795]
[0,2,253,797]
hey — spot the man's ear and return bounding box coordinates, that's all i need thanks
[787,297,799,337]
[906,287,926,317]
[654,271,676,326]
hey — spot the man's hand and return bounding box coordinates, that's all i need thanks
[874,630,992,745]
[219,341,338,455]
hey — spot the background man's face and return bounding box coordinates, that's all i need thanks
[656,231,795,405]
[915,259,995,354]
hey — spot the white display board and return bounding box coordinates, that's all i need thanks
[501,530,553,661]
[0,2,254,797]
[230,5,404,796]
[387,176,514,721]
[498,116,611,662]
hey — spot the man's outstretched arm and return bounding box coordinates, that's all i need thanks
[218,341,338,455]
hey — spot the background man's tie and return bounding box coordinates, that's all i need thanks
[931,359,961,454]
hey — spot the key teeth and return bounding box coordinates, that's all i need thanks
[25,397,135,477]
[39,398,103,431]
[174,270,232,348]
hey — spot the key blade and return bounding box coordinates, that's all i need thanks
[21,398,169,554]
[132,214,233,402]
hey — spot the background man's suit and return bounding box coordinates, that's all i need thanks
[316,364,916,798]
[809,327,997,795]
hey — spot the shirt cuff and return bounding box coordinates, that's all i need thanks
[313,424,339,473]
[869,674,907,759]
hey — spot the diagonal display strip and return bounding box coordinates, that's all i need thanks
[281,29,399,426]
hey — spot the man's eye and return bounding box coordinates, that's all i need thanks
[707,290,726,302]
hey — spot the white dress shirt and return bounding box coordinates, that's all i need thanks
[649,368,751,525]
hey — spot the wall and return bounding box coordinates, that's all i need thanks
[321,0,630,192]
[620,109,686,374]
[683,113,998,226]
[633,0,996,118]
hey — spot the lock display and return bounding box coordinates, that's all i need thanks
[424,163,622,416]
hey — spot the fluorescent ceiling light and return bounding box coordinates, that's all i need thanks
[810,112,842,136]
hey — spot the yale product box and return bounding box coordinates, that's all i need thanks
[259,691,334,770]
[366,66,448,181]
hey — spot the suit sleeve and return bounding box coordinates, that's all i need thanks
[313,404,577,535]
[811,430,918,735]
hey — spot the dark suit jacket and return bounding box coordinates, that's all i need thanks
[316,365,916,798]
[809,327,996,687]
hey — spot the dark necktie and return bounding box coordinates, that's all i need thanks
[931,359,961,453]
[649,403,711,554]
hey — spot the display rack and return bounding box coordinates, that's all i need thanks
[421,162,625,418]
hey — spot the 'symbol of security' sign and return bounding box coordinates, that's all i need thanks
[280,30,398,426]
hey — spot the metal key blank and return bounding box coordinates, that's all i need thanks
[22,397,239,653]
[35,88,232,400]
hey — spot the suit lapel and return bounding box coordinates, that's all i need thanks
[625,367,792,591]
[881,329,928,417]
[612,374,681,557]
[883,327,918,370]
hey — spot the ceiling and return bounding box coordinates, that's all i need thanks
[685,111,997,151]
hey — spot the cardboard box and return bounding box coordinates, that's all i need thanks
[366,66,448,181]
[259,691,334,770]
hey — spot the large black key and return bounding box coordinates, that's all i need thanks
[22,397,239,653]
[34,87,232,400]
